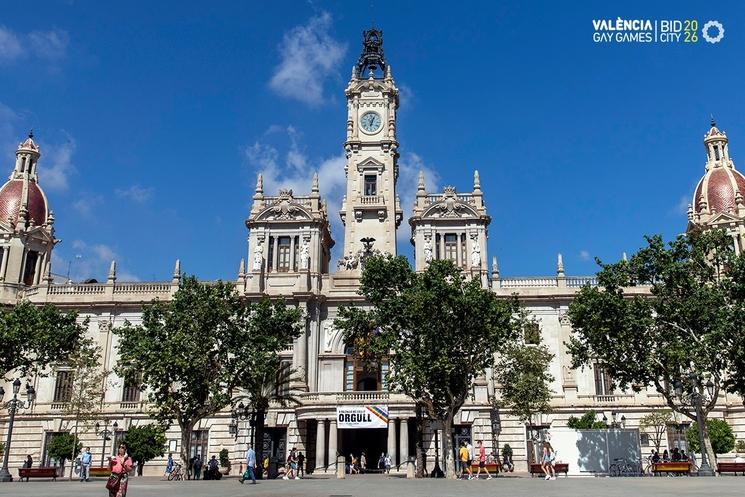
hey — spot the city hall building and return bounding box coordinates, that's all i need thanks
[1,29,744,476]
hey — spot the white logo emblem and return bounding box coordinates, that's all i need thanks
[702,20,724,44]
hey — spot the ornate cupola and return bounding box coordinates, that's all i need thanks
[0,132,57,299]
[688,120,745,253]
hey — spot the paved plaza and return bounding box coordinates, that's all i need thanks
[1,474,744,497]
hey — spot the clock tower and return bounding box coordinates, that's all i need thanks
[338,28,403,266]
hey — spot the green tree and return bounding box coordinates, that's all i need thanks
[61,338,108,478]
[566,410,607,429]
[218,448,230,470]
[0,301,86,379]
[335,257,521,479]
[686,419,735,455]
[115,276,301,468]
[123,424,167,476]
[47,433,81,471]
[638,410,673,453]
[494,310,554,424]
[567,230,743,467]
[237,358,301,476]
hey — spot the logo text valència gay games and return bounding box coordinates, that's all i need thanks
[592,18,724,44]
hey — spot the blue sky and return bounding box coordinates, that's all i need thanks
[1,1,744,281]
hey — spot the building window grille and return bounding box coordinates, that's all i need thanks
[53,370,73,403]
[444,234,458,262]
[364,175,377,196]
[267,237,274,272]
[122,372,142,403]
[593,363,613,396]
[277,237,291,271]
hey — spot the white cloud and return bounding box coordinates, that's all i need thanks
[28,30,69,60]
[0,26,23,61]
[269,12,347,106]
[38,136,76,191]
[72,194,103,217]
[115,185,153,203]
[0,27,68,63]
[674,195,691,215]
[53,240,140,282]
[0,102,20,156]
[579,250,591,261]
[397,151,440,219]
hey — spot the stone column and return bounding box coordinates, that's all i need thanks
[272,236,279,271]
[387,419,397,468]
[399,417,409,465]
[315,419,326,473]
[290,236,296,271]
[1,246,9,280]
[295,317,308,384]
[328,419,338,472]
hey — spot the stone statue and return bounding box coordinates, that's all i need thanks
[471,242,481,267]
[252,241,263,271]
[324,323,335,352]
[299,241,310,270]
[423,238,433,263]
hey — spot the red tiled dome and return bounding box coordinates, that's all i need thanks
[0,180,48,226]
[694,166,745,214]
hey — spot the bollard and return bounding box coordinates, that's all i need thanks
[336,456,346,479]
[406,457,415,479]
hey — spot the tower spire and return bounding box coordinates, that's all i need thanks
[417,170,425,192]
[356,28,386,77]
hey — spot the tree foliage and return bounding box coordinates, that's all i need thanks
[567,230,744,466]
[335,256,522,478]
[638,410,672,452]
[494,309,554,424]
[686,419,735,455]
[115,275,302,467]
[124,424,167,475]
[0,301,86,379]
[566,410,607,429]
[47,433,81,466]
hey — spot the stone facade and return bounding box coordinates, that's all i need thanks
[1,30,745,477]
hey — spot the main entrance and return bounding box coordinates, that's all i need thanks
[339,428,388,469]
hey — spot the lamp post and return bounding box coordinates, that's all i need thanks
[673,374,716,477]
[95,420,118,467]
[0,379,36,482]
[605,411,626,429]
[231,402,254,443]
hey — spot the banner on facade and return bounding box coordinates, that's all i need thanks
[336,405,389,429]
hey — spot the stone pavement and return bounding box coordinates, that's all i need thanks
[1,474,744,497]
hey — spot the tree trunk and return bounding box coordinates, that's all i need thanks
[179,421,194,474]
[69,418,80,480]
[702,426,717,472]
[443,414,456,479]
[415,403,428,478]
[253,408,266,480]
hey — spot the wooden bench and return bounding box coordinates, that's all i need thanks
[652,461,690,476]
[469,462,500,473]
[529,463,569,477]
[18,467,58,481]
[717,462,745,475]
[89,466,110,477]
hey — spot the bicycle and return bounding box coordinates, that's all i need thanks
[168,463,185,481]
[609,458,641,477]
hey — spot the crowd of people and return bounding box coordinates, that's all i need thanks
[649,447,692,464]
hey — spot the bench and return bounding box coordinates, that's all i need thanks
[89,466,111,477]
[468,462,500,473]
[717,462,745,475]
[18,467,58,481]
[652,461,690,476]
[530,463,569,477]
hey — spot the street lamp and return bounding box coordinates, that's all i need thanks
[95,420,119,466]
[673,373,715,477]
[0,379,36,482]
[231,402,254,442]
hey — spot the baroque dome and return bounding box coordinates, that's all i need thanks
[0,179,48,226]
[692,120,745,216]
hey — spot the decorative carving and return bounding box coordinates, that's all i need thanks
[558,311,571,326]
[324,323,336,352]
[252,241,263,271]
[432,186,467,218]
[98,318,111,333]
[299,240,310,270]
[471,242,481,267]
[423,237,433,263]
[357,28,386,76]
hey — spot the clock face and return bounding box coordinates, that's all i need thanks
[360,112,382,133]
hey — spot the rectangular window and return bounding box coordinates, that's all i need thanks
[23,250,39,286]
[53,370,73,403]
[293,236,299,272]
[593,364,613,396]
[190,430,209,460]
[435,234,441,260]
[364,175,377,196]
[122,372,142,403]
[667,423,690,453]
[460,234,467,267]
[277,237,291,272]
[444,234,458,262]
[380,360,389,391]
[344,360,354,391]
[267,237,274,272]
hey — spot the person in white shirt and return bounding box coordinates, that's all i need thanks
[240,445,256,484]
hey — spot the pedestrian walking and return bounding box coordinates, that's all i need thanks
[541,442,556,480]
[297,451,305,478]
[466,440,474,479]
[458,442,472,480]
[283,447,299,479]
[80,447,92,482]
[384,453,391,474]
[107,443,133,497]
[240,445,256,484]
[164,453,174,479]
[193,454,203,480]
[360,452,367,473]
[475,441,492,480]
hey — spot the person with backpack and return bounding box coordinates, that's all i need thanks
[240,444,256,484]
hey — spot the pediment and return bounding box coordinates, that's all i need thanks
[422,198,479,219]
[256,197,312,222]
[356,157,385,172]
[707,211,742,225]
